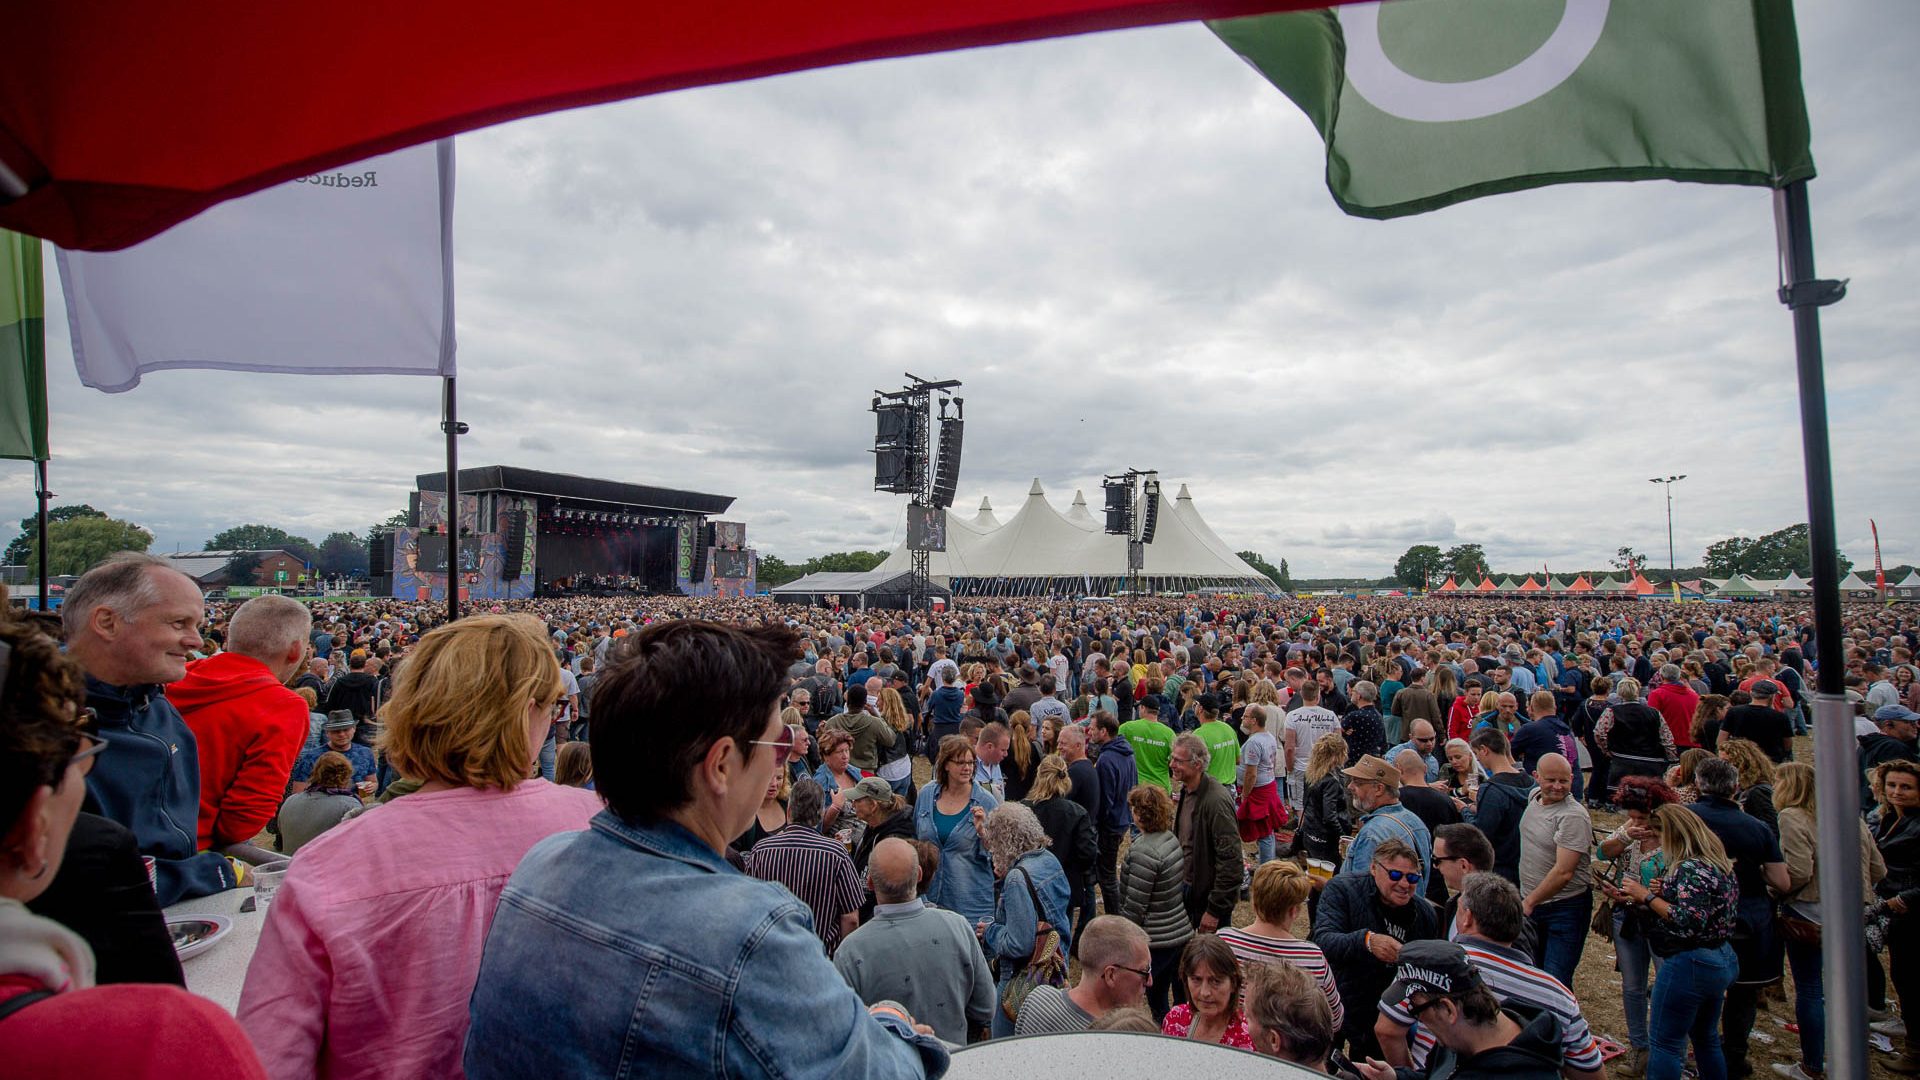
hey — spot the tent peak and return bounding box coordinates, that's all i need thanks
[1175,483,1192,500]
[1070,490,1087,506]
[1028,478,1046,497]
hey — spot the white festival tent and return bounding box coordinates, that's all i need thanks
[876,479,1275,596]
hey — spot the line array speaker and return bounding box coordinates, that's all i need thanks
[931,418,964,508]
[1139,491,1160,545]
[691,521,711,581]
[502,512,527,581]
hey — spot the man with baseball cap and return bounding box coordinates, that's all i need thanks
[1361,939,1567,1080]
[1341,754,1432,882]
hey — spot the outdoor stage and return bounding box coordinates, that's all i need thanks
[370,465,756,602]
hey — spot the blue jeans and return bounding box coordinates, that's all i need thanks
[1647,943,1738,1080]
[1528,891,1592,989]
[1785,932,1824,1072]
[1256,833,1276,864]
[1615,911,1663,1050]
[539,731,557,781]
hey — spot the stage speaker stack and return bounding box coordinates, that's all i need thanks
[368,532,393,595]
[1103,482,1129,534]
[931,418,963,508]
[691,522,712,581]
[502,512,527,580]
[1139,488,1160,544]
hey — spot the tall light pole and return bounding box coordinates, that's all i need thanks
[1648,475,1687,577]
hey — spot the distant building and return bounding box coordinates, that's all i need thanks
[161,549,311,591]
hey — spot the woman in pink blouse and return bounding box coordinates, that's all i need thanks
[1160,934,1255,1049]
[238,615,602,1080]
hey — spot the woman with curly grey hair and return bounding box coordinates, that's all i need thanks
[977,801,1073,1038]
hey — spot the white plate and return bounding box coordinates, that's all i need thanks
[167,913,233,961]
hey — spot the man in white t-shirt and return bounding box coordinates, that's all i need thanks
[1284,681,1341,810]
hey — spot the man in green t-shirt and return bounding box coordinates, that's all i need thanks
[1118,696,1176,791]
[1192,693,1242,789]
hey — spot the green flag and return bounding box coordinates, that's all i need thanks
[1211,0,1814,219]
[0,229,48,461]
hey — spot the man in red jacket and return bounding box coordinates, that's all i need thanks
[1646,663,1701,751]
[171,594,313,852]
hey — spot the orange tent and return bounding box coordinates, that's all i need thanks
[1435,576,1460,593]
[1567,575,1594,593]
[1474,578,1497,593]
[1628,573,1658,596]
[1517,576,1543,592]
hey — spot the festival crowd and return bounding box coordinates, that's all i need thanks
[3,553,1920,1079]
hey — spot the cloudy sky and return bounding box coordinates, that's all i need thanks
[9,0,1917,577]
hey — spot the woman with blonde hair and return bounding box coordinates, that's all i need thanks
[1293,733,1351,866]
[1774,762,1884,1080]
[1667,747,1713,803]
[1615,805,1741,1080]
[914,734,998,926]
[873,687,915,798]
[239,614,601,1080]
[1718,738,1779,835]
[1001,709,1041,802]
[1217,860,1343,1031]
[1023,754,1096,955]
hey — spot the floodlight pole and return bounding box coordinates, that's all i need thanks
[1777,179,1862,1080]
[441,376,469,623]
[34,459,49,610]
[1648,474,1686,578]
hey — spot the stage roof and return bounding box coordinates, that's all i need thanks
[416,465,733,515]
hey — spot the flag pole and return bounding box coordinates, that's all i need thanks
[1775,178,1863,1080]
[34,458,48,609]
[441,375,467,623]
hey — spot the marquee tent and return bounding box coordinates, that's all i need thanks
[1435,576,1459,594]
[1894,570,1920,601]
[1836,572,1876,598]
[1567,576,1594,593]
[771,569,950,610]
[874,479,1273,596]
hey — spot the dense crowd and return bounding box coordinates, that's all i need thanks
[3,556,1919,1078]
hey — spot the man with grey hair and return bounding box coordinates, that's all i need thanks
[67,552,236,904]
[1169,732,1240,932]
[743,779,865,953]
[1342,679,1387,761]
[833,837,995,1044]
[170,593,313,852]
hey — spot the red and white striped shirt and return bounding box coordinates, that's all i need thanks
[1214,926,1344,1031]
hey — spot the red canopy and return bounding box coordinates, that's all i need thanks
[1628,573,1658,595]
[1474,578,1496,593]
[1435,576,1459,593]
[1567,575,1594,592]
[1516,576,1543,592]
[1,1,1328,251]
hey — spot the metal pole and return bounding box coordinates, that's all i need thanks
[34,458,49,610]
[1776,179,1864,1080]
[1665,483,1675,576]
[441,376,467,623]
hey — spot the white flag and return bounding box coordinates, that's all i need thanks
[57,140,454,393]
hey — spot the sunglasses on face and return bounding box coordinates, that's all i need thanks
[1383,868,1422,885]
[746,725,796,766]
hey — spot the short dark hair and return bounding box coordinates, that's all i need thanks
[845,683,867,712]
[1457,872,1524,945]
[1433,823,1494,872]
[1091,711,1119,737]
[1467,727,1509,757]
[1179,934,1243,1008]
[589,620,798,823]
[788,778,826,829]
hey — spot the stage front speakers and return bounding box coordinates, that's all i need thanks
[368,532,392,574]
[873,403,913,448]
[1139,491,1160,545]
[691,521,711,581]
[502,513,527,581]
[873,448,920,494]
[931,419,963,508]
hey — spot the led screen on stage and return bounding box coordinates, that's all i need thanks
[907,504,947,552]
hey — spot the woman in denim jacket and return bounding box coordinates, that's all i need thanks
[977,802,1072,1038]
[915,735,999,924]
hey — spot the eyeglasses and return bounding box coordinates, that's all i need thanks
[71,733,108,777]
[1408,995,1451,1017]
[1384,869,1423,885]
[745,725,796,766]
[1108,963,1153,982]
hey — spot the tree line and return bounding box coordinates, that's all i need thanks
[1390,523,1865,591]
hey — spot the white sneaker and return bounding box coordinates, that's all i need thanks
[1771,1064,1820,1080]
[1874,1016,1908,1036]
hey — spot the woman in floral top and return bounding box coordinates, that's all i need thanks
[1611,804,1740,1080]
[1159,935,1254,1049]
[1597,776,1678,1079]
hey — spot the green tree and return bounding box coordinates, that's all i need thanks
[756,554,800,588]
[223,551,264,585]
[367,511,409,537]
[1393,544,1446,590]
[4,504,108,565]
[26,515,154,576]
[1612,546,1648,572]
[1277,558,1293,593]
[317,531,369,577]
[1741,523,1851,578]
[1236,550,1285,586]
[207,524,318,562]
[1702,536,1754,577]
[1442,544,1488,581]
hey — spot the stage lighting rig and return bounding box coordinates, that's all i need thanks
[869,372,962,610]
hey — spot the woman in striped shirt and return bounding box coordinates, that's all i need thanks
[1215,861,1343,1031]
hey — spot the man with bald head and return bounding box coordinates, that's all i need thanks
[1517,753,1592,986]
[1395,748,1461,903]
[832,837,994,1043]
[1385,719,1441,782]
